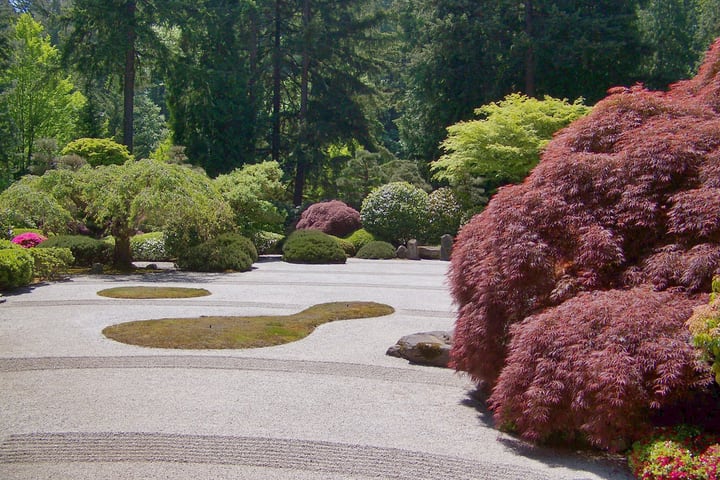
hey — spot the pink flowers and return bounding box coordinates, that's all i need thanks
[11,232,46,248]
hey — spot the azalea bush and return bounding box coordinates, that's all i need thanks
[628,425,719,480]
[11,232,47,248]
[282,230,346,264]
[361,182,429,245]
[130,232,170,262]
[176,233,257,272]
[344,228,375,252]
[38,235,112,266]
[27,247,74,281]
[0,248,34,289]
[356,241,396,259]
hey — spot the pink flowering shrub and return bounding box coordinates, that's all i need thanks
[629,426,719,480]
[11,232,47,248]
[296,200,361,237]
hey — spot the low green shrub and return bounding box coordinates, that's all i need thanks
[356,241,396,259]
[252,231,284,255]
[61,138,132,166]
[27,247,74,281]
[330,235,356,257]
[0,248,34,289]
[688,276,720,385]
[0,239,21,250]
[130,232,171,261]
[38,235,112,266]
[344,228,375,252]
[628,425,719,480]
[176,233,257,272]
[282,230,346,264]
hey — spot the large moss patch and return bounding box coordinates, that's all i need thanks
[98,286,211,299]
[103,301,394,349]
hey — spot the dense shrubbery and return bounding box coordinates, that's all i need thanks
[130,232,170,262]
[38,235,112,266]
[344,228,375,252]
[425,188,464,241]
[0,248,34,289]
[176,233,257,272]
[61,138,133,167]
[688,278,720,385]
[330,235,356,257]
[27,247,74,281]
[296,200,361,237]
[282,230,346,264]
[361,182,429,245]
[252,231,284,255]
[356,241,396,259]
[628,426,719,480]
[450,40,720,450]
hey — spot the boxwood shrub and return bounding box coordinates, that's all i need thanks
[356,241,396,259]
[176,233,257,272]
[38,235,112,266]
[27,247,74,281]
[344,228,375,252]
[282,230,346,264]
[0,248,34,289]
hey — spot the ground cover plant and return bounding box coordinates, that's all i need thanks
[97,286,210,299]
[450,39,720,451]
[102,302,394,349]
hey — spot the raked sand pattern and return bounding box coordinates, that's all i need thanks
[0,259,631,479]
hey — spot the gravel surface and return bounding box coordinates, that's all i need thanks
[0,258,632,479]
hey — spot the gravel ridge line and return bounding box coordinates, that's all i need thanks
[0,432,557,480]
[0,356,465,386]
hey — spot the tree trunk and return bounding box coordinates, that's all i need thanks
[122,0,137,153]
[271,0,282,163]
[293,0,311,207]
[524,0,536,97]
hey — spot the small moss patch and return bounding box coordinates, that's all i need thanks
[103,301,395,349]
[97,286,211,299]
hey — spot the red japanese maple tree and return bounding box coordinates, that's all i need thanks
[450,39,720,450]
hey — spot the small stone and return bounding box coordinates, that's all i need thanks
[406,239,419,260]
[440,234,453,261]
[386,330,453,368]
[396,245,408,259]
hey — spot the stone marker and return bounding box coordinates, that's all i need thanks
[386,330,453,368]
[396,245,408,259]
[406,239,419,260]
[440,234,453,261]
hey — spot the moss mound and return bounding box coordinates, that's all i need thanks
[103,301,394,348]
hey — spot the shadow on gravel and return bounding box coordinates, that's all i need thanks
[459,389,633,479]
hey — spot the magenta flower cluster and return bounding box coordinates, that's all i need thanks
[11,232,47,248]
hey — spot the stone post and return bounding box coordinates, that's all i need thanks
[440,234,453,261]
[407,239,420,260]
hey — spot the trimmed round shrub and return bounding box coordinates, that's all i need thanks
[356,241,396,259]
[38,235,112,266]
[296,200,361,237]
[425,188,463,242]
[11,232,47,248]
[130,232,170,261]
[330,235,356,257]
[450,42,720,451]
[344,228,375,252]
[0,248,34,289]
[176,233,257,272]
[61,138,132,167]
[360,182,429,244]
[27,247,74,281]
[282,230,346,264]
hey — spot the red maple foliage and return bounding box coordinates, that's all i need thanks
[295,200,361,237]
[450,39,720,450]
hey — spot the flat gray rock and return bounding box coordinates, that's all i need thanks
[386,330,453,368]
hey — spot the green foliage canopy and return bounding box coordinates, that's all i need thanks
[61,138,133,167]
[431,94,590,205]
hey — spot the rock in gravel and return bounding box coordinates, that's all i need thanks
[386,331,453,368]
